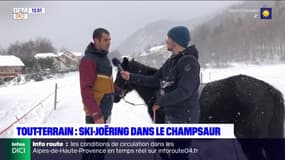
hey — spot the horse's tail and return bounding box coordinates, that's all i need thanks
[269,87,284,138]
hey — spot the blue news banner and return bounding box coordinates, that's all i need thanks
[0,124,284,160]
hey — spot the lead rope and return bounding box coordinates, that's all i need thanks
[122,97,146,106]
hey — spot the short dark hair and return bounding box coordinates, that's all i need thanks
[93,28,110,40]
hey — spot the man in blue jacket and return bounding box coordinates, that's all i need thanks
[121,26,200,160]
[121,26,200,124]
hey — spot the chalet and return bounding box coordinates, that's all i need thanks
[0,55,25,80]
[34,53,58,59]
[34,51,82,72]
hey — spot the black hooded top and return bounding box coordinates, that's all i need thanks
[129,45,200,123]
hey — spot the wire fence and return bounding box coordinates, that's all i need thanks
[0,83,59,136]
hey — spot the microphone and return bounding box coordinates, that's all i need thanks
[112,58,124,71]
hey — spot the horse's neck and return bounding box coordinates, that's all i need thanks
[133,86,158,106]
[129,62,158,105]
[133,83,206,106]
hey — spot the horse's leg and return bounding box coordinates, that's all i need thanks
[235,90,273,160]
[152,109,170,160]
[242,139,285,160]
[268,88,284,138]
[263,139,285,160]
[147,104,154,121]
[265,94,285,160]
[263,91,285,160]
[239,140,266,160]
[148,106,169,159]
[155,110,165,124]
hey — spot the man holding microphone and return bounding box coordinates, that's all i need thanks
[120,26,200,160]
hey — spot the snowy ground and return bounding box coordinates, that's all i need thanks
[201,63,285,95]
[0,72,84,137]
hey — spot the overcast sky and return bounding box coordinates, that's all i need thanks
[0,1,239,52]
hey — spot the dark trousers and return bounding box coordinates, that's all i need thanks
[81,94,113,160]
[159,114,192,160]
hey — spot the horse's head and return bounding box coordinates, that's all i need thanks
[114,57,158,103]
[114,57,134,102]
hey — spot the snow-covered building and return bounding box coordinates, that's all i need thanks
[34,51,82,72]
[56,51,81,66]
[0,55,25,79]
[34,53,58,59]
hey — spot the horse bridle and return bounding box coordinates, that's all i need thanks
[116,61,157,106]
[116,82,146,106]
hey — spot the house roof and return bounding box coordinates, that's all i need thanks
[0,55,25,67]
[34,53,58,59]
[34,51,82,59]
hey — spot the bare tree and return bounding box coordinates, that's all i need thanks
[6,38,56,73]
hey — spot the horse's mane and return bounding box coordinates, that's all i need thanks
[128,59,158,75]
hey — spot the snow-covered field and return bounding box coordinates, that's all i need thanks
[0,64,285,138]
[0,72,84,137]
[201,63,285,94]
